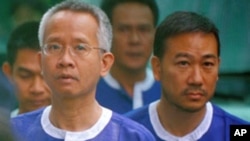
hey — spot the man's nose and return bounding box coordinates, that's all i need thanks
[30,77,45,95]
[56,47,75,68]
[130,30,141,43]
[187,66,203,86]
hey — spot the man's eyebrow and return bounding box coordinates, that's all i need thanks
[174,53,193,59]
[116,23,130,27]
[174,53,218,59]
[202,54,218,59]
[45,36,61,43]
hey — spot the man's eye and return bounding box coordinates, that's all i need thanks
[48,44,60,50]
[138,26,151,33]
[204,62,215,67]
[75,44,88,51]
[19,73,32,79]
[118,26,129,32]
[177,61,189,67]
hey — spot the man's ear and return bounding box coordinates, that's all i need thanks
[100,52,114,76]
[2,62,12,80]
[151,56,161,81]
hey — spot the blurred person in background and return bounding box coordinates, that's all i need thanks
[2,21,51,117]
[96,0,161,114]
[0,0,51,118]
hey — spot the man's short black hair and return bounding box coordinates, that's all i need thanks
[154,11,220,59]
[100,0,159,26]
[6,21,40,66]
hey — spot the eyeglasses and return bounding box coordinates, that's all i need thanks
[42,43,106,57]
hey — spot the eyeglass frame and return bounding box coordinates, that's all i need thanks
[41,43,106,57]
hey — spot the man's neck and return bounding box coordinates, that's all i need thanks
[110,66,146,97]
[157,99,206,137]
[49,96,102,131]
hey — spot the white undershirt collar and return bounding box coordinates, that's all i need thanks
[41,105,112,141]
[11,108,19,118]
[149,100,213,141]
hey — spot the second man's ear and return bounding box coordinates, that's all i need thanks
[100,52,114,77]
[2,62,13,81]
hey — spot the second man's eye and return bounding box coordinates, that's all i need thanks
[18,72,32,80]
[44,43,62,55]
[118,26,130,33]
[177,61,189,67]
[203,62,215,68]
[48,44,61,50]
[75,44,88,51]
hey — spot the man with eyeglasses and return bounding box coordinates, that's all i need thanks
[11,0,156,141]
